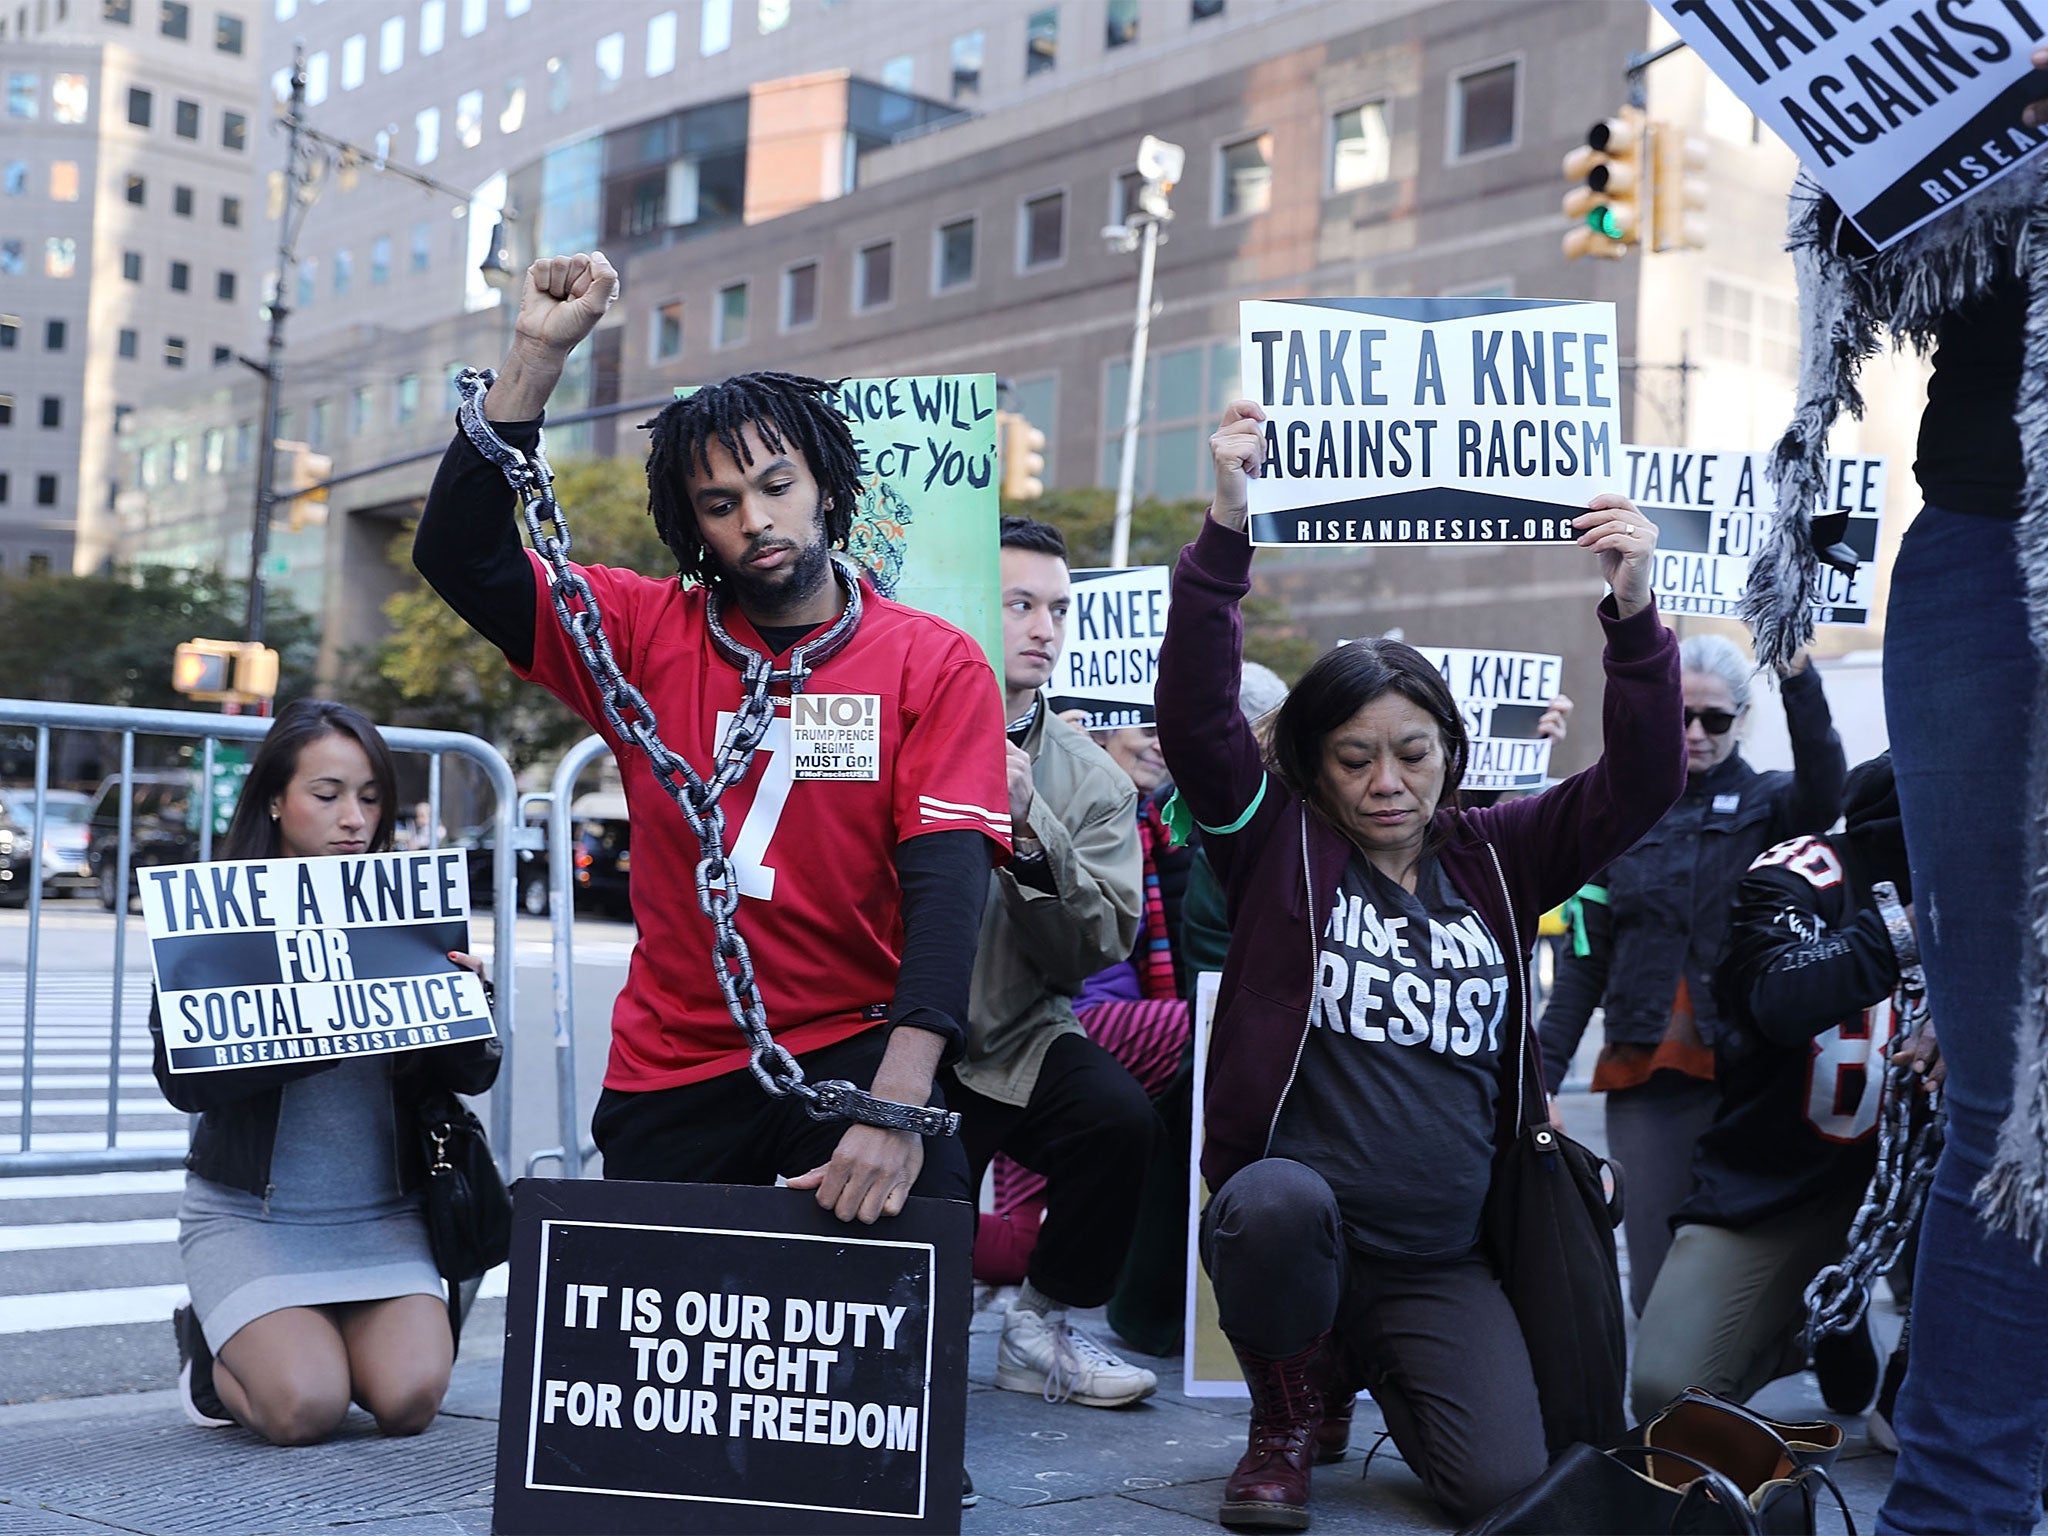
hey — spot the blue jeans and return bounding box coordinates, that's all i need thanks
[1880,506,2048,1533]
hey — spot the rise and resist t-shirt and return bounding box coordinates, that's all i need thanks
[516,554,1012,1093]
[1269,853,1510,1261]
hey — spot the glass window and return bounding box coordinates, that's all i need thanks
[333,248,352,295]
[216,269,235,301]
[1192,0,1224,16]
[379,14,402,71]
[0,162,19,195]
[701,0,729,55]
[856,240,892,311]
[715,282,747,348]
[118,327,137,358]
[1021,191,1063,269]
[126,85,150,126]
[396,372,419,423]
[40,395,60,426]
[44,318,64,350]
[270,66,290,103]
[5,73,34,120]
[164,336,185,367]
[170,438,190,480]
[0,316,12,348]
[35,475,57,506]
[216,11,243,51]
[950,31,982,100]
[0,241,22,276]
[758,0,787,32]
[500,76,525,132]
[274,0,292,16]
[647,10,676,75]
[44,236,75,278]
[305,50,328,103]
[125,172,144,203]
[782,262,817,329]
[169,259,189,291]
[880,54,912,92]
[595,32,623,92]
[204,427,224,471]
[1154,344,1202,420]
[235,420,253,464]
[1106,0,1136,47]
[415,105,439,162]
[1453,61,1518,159]
[349,384,371,432]
[221,194,240,225]
[418,0,442,54]
[173,183,192,215]
[370,235,390,284]
[48,161,77,200]
[341,33,365,89]
[221,110,246,151]
[1217,132,1272,219]
[159,0,186,37]
[653,299,682,359]
[456,89,481,147]
[936,218,975,290]
[459,0,482,36]
[309,398,331,448]
[297,258,316,306]
[104,0,130,21]
[411,219,431,271]
[505,0,528,13]
[51,73,86,122]
[122,250,141,280]
[546,55,568,112]
[1331,102,1390,192]
[174,97,198,138]
[1026,8,1056,76]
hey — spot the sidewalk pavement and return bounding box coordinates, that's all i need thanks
[0,1293,1906,1536]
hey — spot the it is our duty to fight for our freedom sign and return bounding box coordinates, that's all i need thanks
[1239,296,1621,548]
[1652,0,2048,250]
[144,849,491,1073]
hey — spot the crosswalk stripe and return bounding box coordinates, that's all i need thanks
[0,1218,179,1252]
[0,1170,185,1199]
[0,1264,508,1334]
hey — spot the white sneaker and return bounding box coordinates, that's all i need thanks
[994,1306,1157,1408]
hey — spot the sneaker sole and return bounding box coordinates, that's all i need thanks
[177,1362,232,1429]
[991,1362,1157,1408]
[1219,1498,1311,1531]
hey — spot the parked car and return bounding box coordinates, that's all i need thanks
[572,791,632,922]
[0,789,95,902]
[456,815,552,918]
[86,770,203,911]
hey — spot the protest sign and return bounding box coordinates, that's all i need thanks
[1622,446,1888,624]
[144,849,489,1074]
[493,1179,971,1535]
[1411,646,1563,792]
[1046,566,1171,730]
[1651,0,2048,251]
[1240,296,1621,548]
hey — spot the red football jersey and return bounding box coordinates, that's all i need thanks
[516,553,1012,1092]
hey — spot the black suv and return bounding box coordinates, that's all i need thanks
[86,770,203,910]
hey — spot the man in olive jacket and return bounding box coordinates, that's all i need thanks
[941,517,1156,1409]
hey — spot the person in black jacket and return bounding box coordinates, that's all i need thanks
[1630,754,1927,1421]
[150,700,501,1445]
[1538,632,1844,1314]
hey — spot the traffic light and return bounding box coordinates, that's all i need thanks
[1562,107,1646,261]
[1652,126,1709,251]
[274,439,334,531]
[997,410,1046,501]
[233,645,280,700]
[172,639,280,703]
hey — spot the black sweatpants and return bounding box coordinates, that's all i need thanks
[943,1030,1160,1311]
[1200,1157,1548,1525]
[592,1028,972,1204]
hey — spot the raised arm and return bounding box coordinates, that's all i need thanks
[1770,657,1847,840]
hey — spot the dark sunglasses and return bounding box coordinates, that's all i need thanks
[1684,708,1738,736]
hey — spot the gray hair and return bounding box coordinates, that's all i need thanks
[1239,662,1287,726]
[1678,633,1753,711]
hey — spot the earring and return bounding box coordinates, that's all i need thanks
[270,808,279,821]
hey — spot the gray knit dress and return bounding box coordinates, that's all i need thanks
[179,1057,442,1352]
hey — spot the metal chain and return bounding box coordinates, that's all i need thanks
[454,368,958,1139]
[1805,880,1943,1345]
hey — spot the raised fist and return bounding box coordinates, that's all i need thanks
[513,252,619,357]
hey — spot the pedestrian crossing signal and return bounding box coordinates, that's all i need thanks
[173,639,280,703]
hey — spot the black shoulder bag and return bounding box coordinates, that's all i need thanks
[417,1087,512,1354]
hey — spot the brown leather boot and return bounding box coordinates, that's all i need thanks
[1220,1333,1325,1531]
[1309,1342,1354,1464]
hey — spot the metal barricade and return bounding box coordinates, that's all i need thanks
[0,698,523,1180]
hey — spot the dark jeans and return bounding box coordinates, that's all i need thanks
[1605,1072,1721,1316]
[944,1031,1159,1310]
[1880,506,2048,1534]
[1200,1158,1548,1524]
[592,1028,971,1204]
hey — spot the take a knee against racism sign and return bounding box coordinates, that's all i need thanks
[493,1180,971,1535]
[1047,566,1171,731]
[1239,296,1621,547]
[145,850,490,1071]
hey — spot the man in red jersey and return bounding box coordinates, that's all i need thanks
[415,252,1011,1224]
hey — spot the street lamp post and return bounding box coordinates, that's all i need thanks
[1104,135,1184,570]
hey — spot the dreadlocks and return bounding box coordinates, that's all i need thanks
[640,372,866,592]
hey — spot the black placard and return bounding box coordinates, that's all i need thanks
[492,1180,970,1535]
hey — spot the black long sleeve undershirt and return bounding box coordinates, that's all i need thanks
[413,418,989,1063]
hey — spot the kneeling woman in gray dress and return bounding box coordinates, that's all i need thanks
[148,699,502,1445]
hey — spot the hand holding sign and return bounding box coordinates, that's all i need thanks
[1573,494,1657,620]
[2026,49,2048,128]
[1208,399,1267,534]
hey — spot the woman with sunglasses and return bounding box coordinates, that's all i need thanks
[1537,631,1845,1317]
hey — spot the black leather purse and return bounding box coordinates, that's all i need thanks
[417,1087,512,1349]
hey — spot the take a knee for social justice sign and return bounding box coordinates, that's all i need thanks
[493,1180,971,1535]
[1240,296,1621,548]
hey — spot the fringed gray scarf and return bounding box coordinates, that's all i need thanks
[1741,165,2048,1255]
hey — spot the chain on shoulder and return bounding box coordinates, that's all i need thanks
[453,368,958,1141]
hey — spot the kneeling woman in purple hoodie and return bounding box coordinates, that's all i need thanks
[1156,400,1685,1530]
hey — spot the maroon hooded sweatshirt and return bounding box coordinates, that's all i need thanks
[1155,516,1686,1194]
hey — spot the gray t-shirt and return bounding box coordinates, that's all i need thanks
[1268,853,1509,1260]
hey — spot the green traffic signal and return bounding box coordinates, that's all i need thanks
[1587,206,1622,239]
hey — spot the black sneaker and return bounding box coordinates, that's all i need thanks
[173,1304,232,1428]
[961,1470,979,1510]
[1812,1310,1881,1415]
